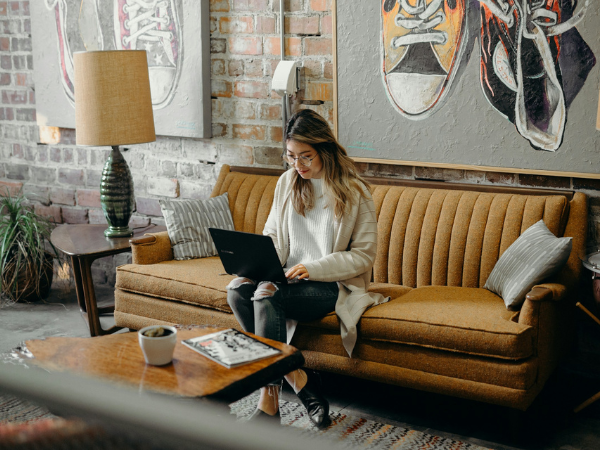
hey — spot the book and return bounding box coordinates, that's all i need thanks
[181,328,282,368]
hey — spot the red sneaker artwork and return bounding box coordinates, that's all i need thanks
[479,0,594,151]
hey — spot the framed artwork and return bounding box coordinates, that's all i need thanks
[31,0,211,139]
[334,0,600,178]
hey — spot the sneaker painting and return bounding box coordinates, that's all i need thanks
[115,0,182,109]
[381,0,468,120]
[44,0,88,106]
[479,0,594,151]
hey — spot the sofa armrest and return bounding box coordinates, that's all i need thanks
[525,283,567,302]
[130,231,173,265]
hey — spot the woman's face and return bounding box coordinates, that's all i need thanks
[286,140,323,179]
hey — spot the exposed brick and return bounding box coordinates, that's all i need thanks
[219,16,253,33]
[161,160,177,177]
[34,204,62,224]
[0,55,10,69]
[323,62,333,79]
[148,178,180,198]
[228,59,244,76]
[49,147,71,167]
[256,16,275,33]
[282,0,303,12]
[30,167,56,183]
[285,16,319,35]
[310,0,329,11]
[415,166,464,182]
[485,171,516,185]
[77,148,88,165]
[270,126,283,143]
[228,36,262,55]
[211,79,233,98]
[0,37,9,51]
[264,37,301,56]
[62,207,89,224]
[39,126,60,144]
[88,208,107,225]
[321,14,332,34]
[211,59,226,76]
[259,103,282,120]
[0,2,6,15]
[12,143,23,158]
[305,37,332,55]
[38,146,48,163]
[5,163,28,180]
[232,124,266,141]
[232,0,268,11]
[244,59,263,77]
[518,174,571,189]
[77,189,101,207]
[254,146,284,165]
[234,80,269,99]
[573,178,600,191]
[304,81,333,101]
[464,170,486,184]
[179,163,195,177]
[49,147,61,162]
[129,216,151,228]
[58,128,76,145]
[50,188,75,206]
[219,144,253,165]
[58,168,85,186]
[23,185,49,203]
[210,38,226,53]
[0,73,9,85]
[3,89,27,104]
[179,181,213,199]
[210,0,229,12]
[86,169,102,188]
[212,123,228,137]
[0,180,23,196]
[16,107,35,121]
[368,163,413,179]
[233,101,256,120]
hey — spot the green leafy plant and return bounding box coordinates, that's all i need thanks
[0,189,58,302]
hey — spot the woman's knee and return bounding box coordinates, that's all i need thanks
[226,277,255,309]
[251,281,279,301]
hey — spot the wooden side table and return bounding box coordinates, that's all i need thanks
[574,301,600,413]
[50,224,166,337]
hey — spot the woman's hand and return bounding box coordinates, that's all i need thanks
[285,264,309,280]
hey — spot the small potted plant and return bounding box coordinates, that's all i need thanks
[0,189,58,302]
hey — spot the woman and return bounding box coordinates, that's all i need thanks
[227,109,387,427]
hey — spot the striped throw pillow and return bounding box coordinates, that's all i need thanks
[159,193,235,260]
[484,220,572,310]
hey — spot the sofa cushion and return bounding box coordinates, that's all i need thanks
[159,193,235,260]
[359,286,533,360]
[116,257,235,312]
[484,219,572,310]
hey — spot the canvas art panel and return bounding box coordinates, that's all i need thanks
[337,1,599,176]
[31,0,211,139]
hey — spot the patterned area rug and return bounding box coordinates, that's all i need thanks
[230,393,492,450]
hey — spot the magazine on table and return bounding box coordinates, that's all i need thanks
[181,328,282,368]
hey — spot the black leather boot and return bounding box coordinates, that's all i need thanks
[296,371,331,429]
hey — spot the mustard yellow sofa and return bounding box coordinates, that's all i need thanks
[114,165,588,411]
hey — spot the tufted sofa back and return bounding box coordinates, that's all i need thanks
[212,165,586,290]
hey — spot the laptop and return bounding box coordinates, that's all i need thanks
[208,228,288,284]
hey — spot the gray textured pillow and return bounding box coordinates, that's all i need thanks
[159,193,235,260]
[484,220,572,310]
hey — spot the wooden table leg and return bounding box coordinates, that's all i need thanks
[70,256,86,313]
[574,390,600,413]
[78,255,123,337]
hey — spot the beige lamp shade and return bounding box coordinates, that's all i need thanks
[74,50,155,146]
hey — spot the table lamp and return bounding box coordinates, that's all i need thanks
[74,50,155,238]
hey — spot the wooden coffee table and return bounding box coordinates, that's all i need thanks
[19,327,304,403]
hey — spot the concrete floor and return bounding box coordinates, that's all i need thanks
[1,283,600,450]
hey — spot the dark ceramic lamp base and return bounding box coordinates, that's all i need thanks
[101,146,135,239]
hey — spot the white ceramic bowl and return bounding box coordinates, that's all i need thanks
[138,325,178,366]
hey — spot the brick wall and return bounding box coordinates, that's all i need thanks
[1,0,599,305]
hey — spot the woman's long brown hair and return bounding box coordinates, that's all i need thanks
[284,109,369,218]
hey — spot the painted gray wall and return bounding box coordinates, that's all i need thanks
[337,1,600,176]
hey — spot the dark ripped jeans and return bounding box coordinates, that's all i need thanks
[226,278,339,344]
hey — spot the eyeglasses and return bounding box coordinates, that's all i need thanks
[284,154,315,167]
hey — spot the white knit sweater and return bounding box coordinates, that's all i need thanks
[285,179,334,271]
[263,169,389,356]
